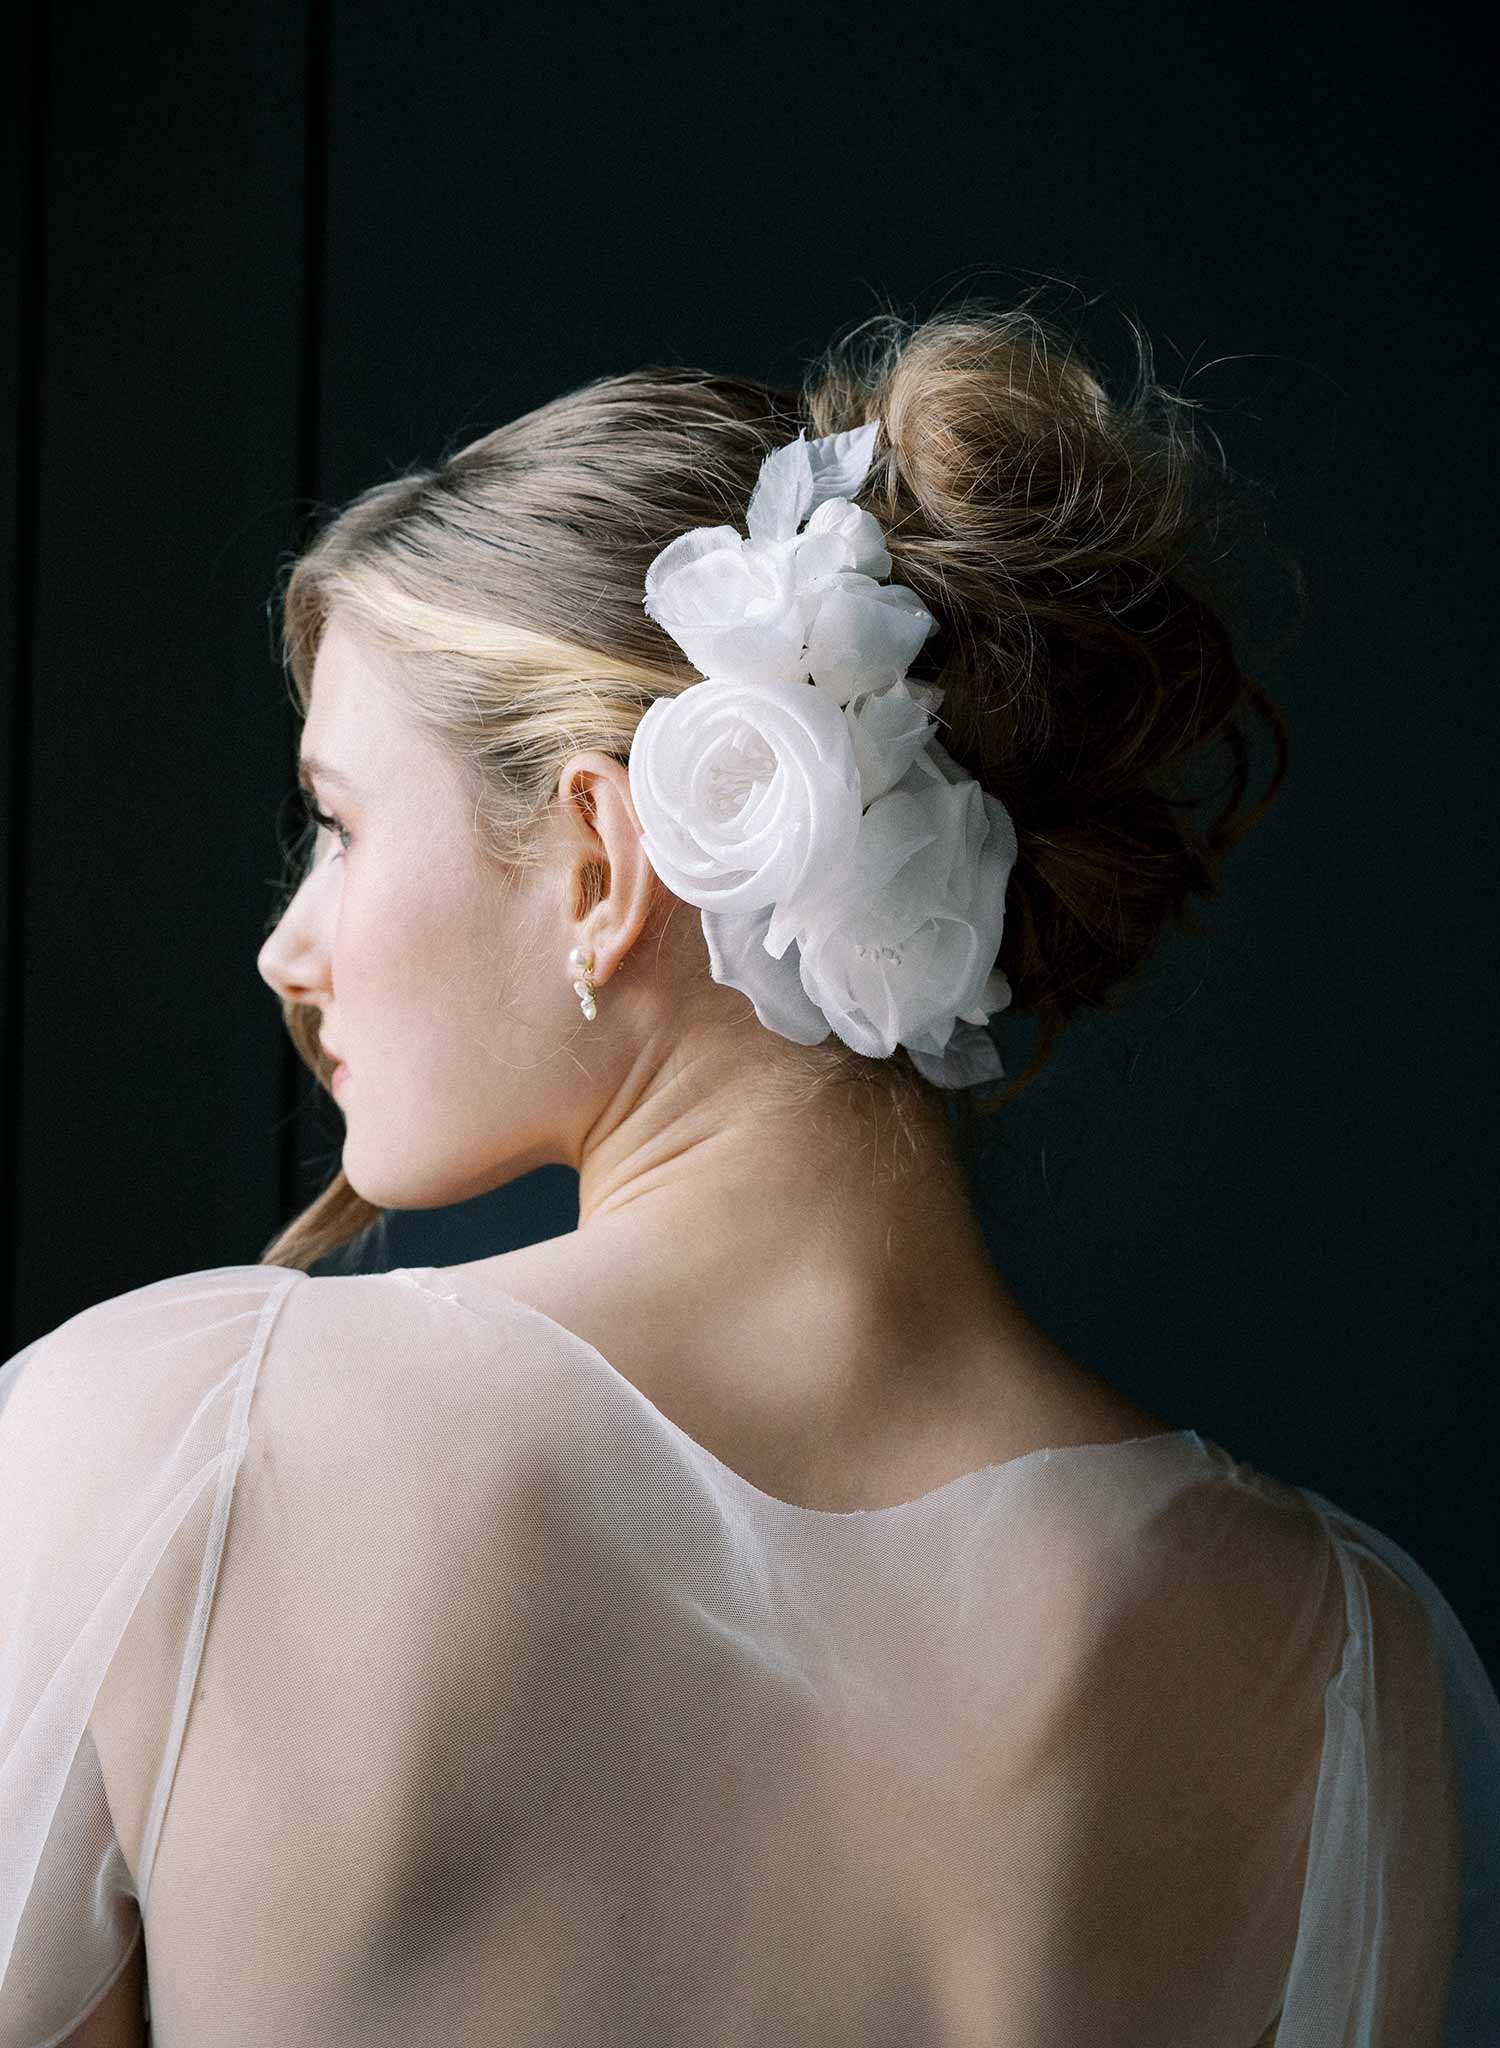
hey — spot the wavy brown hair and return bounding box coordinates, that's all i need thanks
[260,290,1294,1271]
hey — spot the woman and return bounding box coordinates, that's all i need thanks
[2,301,1495,2044]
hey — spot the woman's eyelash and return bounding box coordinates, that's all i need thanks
[297,787,351,854]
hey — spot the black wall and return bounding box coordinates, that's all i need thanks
[4,1,1494,1675]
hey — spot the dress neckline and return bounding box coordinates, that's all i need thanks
[386,1264,1210,1524]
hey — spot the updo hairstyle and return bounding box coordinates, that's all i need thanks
[260,292,1293,1272]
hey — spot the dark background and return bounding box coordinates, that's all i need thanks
[3,3,1494,1676]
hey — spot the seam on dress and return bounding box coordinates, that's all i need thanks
[134,1268,307,1913]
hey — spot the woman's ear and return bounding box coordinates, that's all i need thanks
[555,752,662,984]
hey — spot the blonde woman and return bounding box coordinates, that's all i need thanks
[2,301,1494,2045]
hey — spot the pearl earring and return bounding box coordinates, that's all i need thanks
[568,945,597,1021]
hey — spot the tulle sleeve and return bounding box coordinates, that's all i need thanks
[0,1264,303,2046]
[1279,1488,1500,2047]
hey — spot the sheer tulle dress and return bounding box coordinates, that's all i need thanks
[1,1263,1495,2045]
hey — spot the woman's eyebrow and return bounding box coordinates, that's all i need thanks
[297,754,362,795]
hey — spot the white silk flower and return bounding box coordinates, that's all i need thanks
[630,418,1019,1089]
[697,740,1017,1085]
[627,673,865,940]
[641,421,937,703]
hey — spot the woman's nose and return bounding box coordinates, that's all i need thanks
[258,914,325,1005]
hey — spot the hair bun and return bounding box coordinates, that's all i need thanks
[800,294,1295,1113]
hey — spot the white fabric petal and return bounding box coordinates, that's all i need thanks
[744,419,882,547]
[645,537,808,688]
[786,526,853,590]
[803,498,892,580]
[803,581,936,705]
[907,1021,1005,1087]
[789,767,1017,1062]
[643,526,745,610]
[801,418,882,508]
[745,431,816,546]
[844,679,941,808]
[701,905,831,1045]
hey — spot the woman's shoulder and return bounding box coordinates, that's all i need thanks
[422,1241,1181,1516]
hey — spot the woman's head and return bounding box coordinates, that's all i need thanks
[257,292,1292,1272]
[258,613,678,1207]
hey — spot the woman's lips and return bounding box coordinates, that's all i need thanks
[331,1063,350,1090]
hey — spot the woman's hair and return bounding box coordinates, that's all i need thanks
[259,289,1294,1273]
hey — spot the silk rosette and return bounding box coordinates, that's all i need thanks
[628,421,1017,1087]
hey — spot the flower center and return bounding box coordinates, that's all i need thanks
[704,733,776,821]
